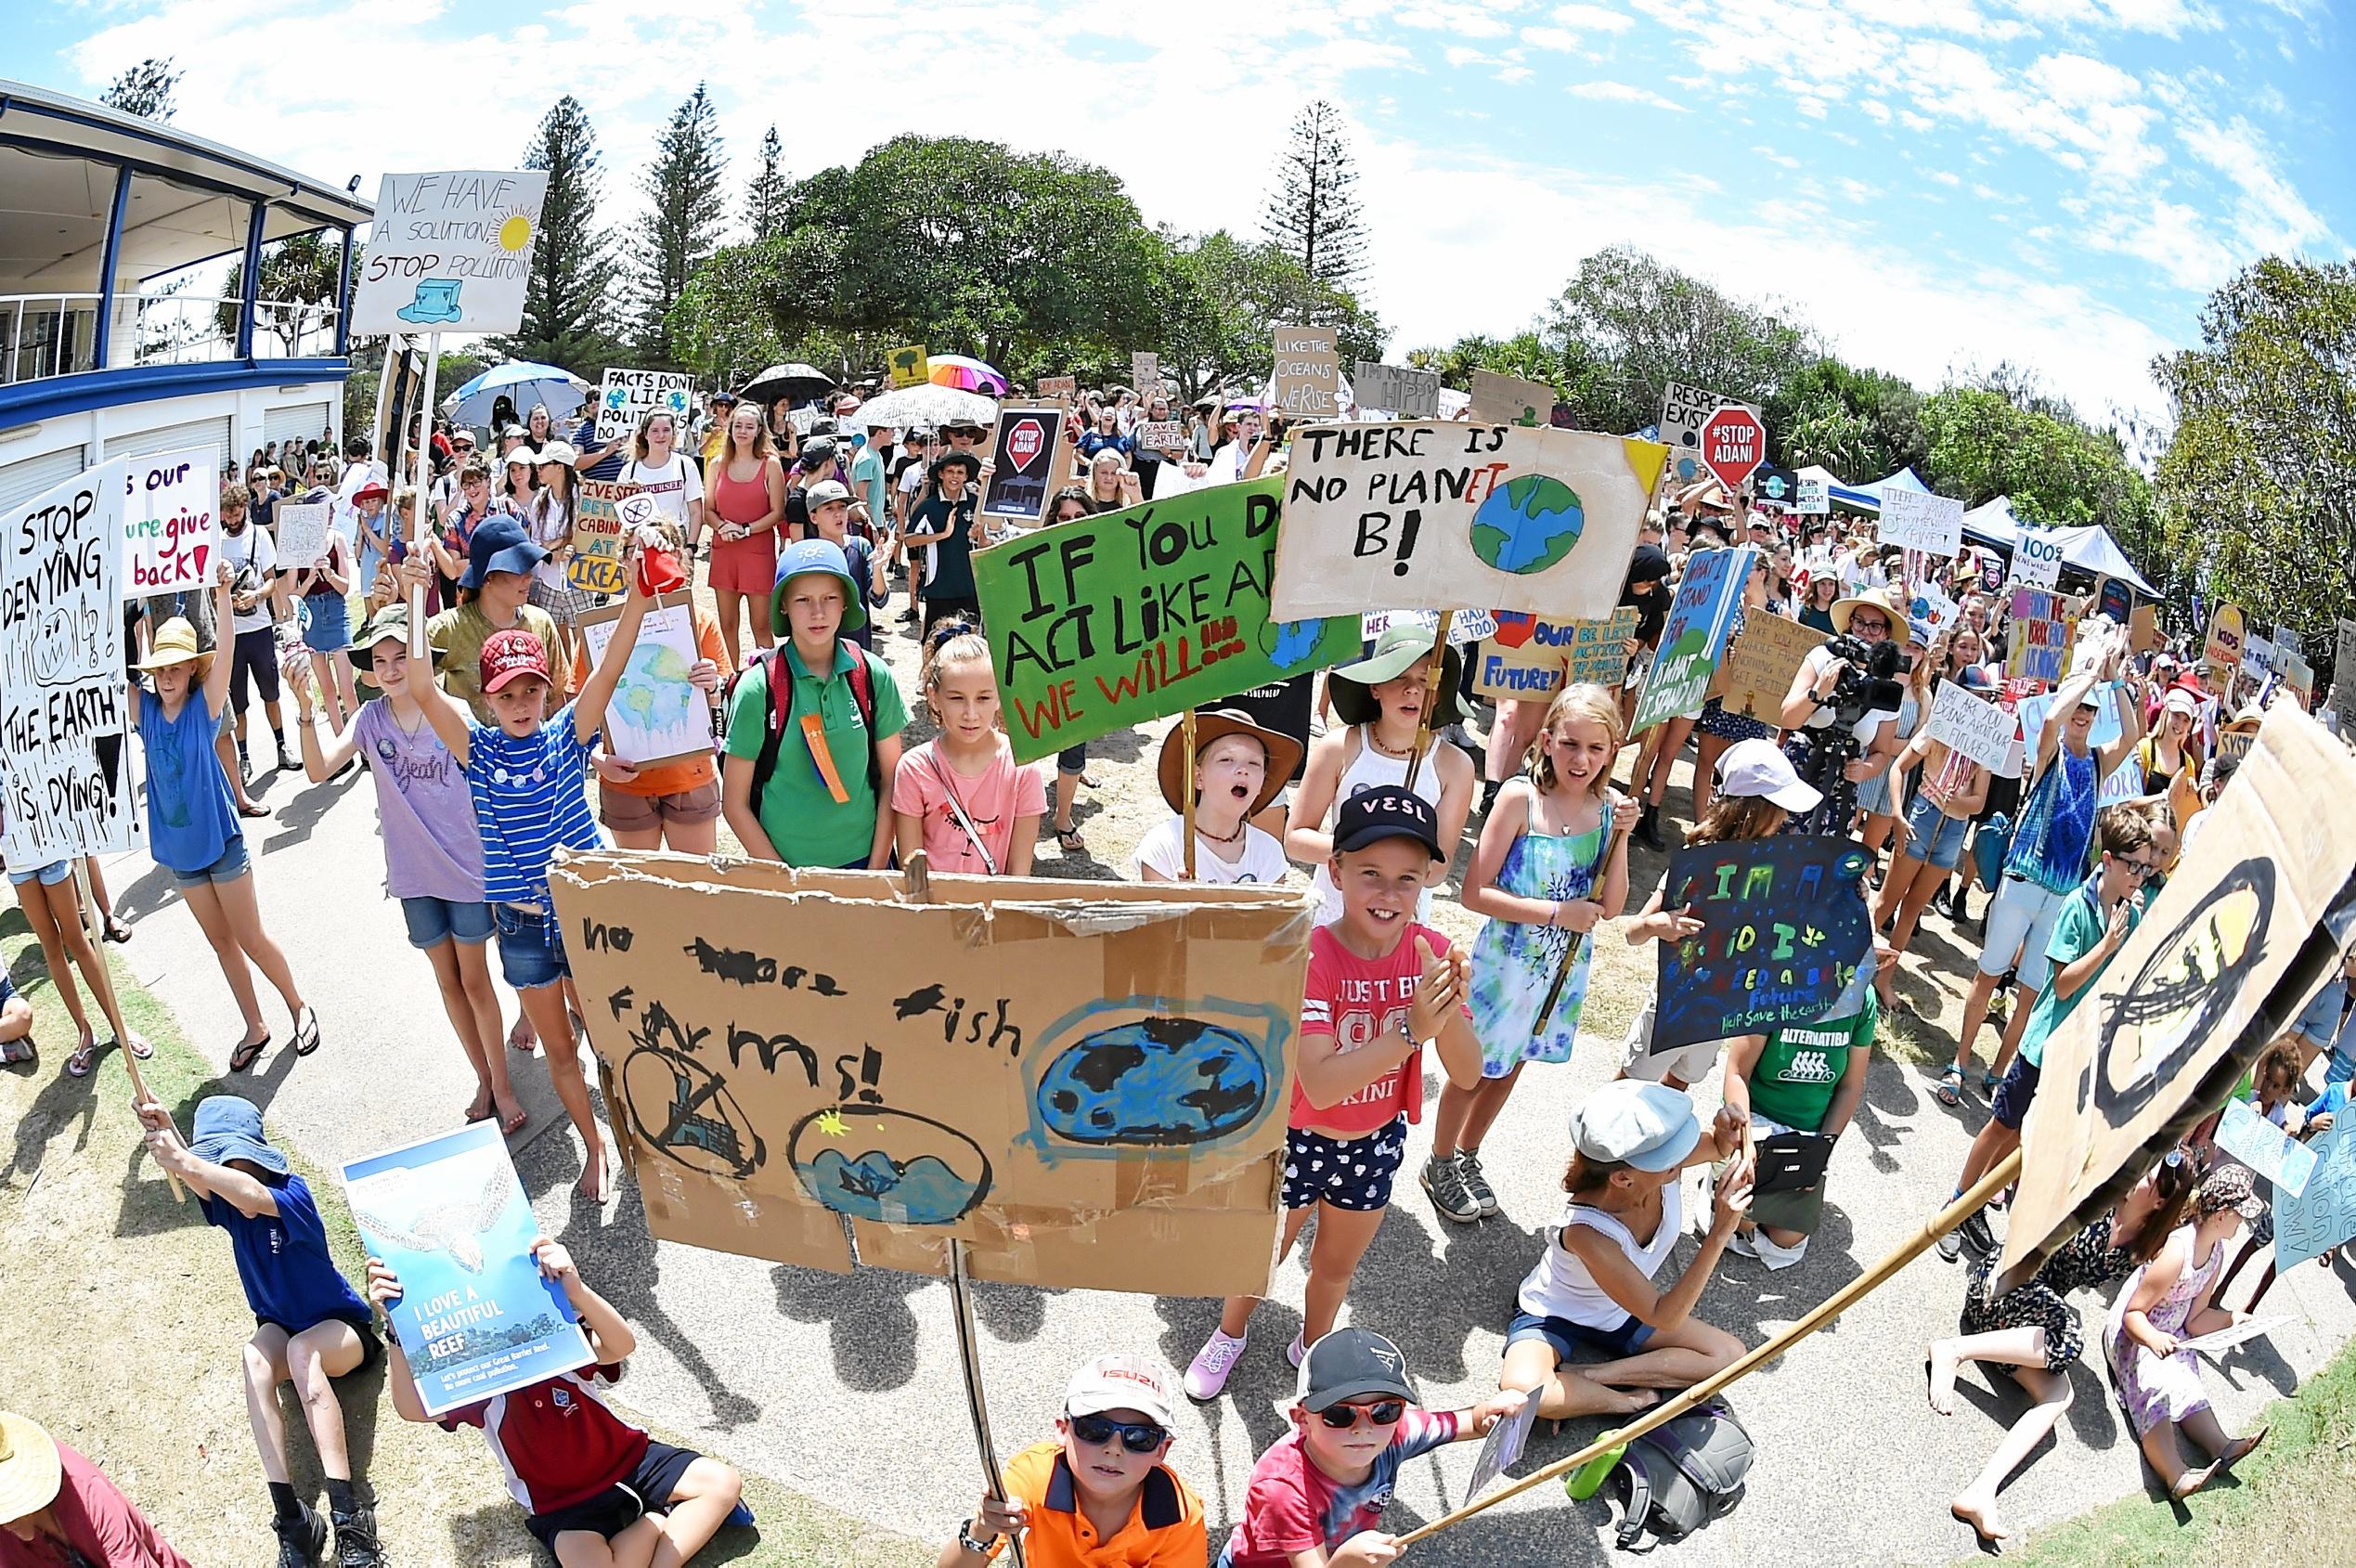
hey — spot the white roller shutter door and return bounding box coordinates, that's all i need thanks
[265,401,331,450]
[105,414,233,482]
[0,441,89,511]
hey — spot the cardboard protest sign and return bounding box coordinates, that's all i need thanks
[120,447,218,600]
[342,1121,592,1418]
[1130,352,1159,394]
[1876,488,1964,557]
[273,501,332,571]
[2214,1097,2316,1199]
[2202,602,2245,696]
[2095,577,2132,625]
[2000,706,2356,1289]
[0,460,141,864]
[550,851,1317,1294]
[2277,1118,2356,1272]
[1468,370,1557,429]
[887,343,930,389]
[1353,361,1442,419]
[1362,608,1495,646]
[1659,380,1757,488]
[577,599,706,768]
[2130,603,2162,656]
[2213,714,2261,768]
[2006,588,2075,683]
[598,369,695,441]
[1270,422,1668,621]
[1653,836,1875,1053]
[2011,529,2064,590]
[1907,580,1961,639]
[1270,325,1340,417]
[1037,375,1078,402]
[1474,608,1639,702]
[352,171,548,336]
[1924,681,2013,771]
[569,480,637,595]
[2284,653,2314,711]
[1134,421,1184,455]
[1631,547,1756,736]
[977,407,1067,528]
[974,478,1356,764]
[1704,613,1825,723]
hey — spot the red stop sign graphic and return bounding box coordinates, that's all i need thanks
[1700,405,1765,490]
[1005,417,1045,471]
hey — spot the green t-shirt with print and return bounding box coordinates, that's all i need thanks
[723,640,906,869]
[2020,875,2139,1069]
[1749,991,1878,1133]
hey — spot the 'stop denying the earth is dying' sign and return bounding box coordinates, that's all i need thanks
[1270,421,1667,622]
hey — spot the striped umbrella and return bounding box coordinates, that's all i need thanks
[926,354,1009,395]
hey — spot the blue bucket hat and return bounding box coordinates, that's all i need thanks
[188,1095,289,1175]
[460,516,546,590]
[770,538,866,638]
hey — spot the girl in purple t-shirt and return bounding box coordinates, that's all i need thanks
[285,607,519,1133]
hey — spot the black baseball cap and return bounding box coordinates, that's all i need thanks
[1332,784,1443,861]
[1296,1327,1417,1413]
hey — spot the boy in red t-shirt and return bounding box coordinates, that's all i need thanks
[1186,785,1484,1400]
[369,1238,749,1564]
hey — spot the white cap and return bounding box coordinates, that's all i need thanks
[1714,737,1822,815]
[1064,1354,1175,1426]
[2163,687,2200,717]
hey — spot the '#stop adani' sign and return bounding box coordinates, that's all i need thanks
[1701,405,1766,492]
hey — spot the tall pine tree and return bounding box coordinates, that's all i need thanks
[498,96,620,374]
[746,124,788,244]
[100,58,181,121]
[632,84,727,366]
[1261,99,1367,298]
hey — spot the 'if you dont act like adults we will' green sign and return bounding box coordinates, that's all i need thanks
[973,477,1360,765]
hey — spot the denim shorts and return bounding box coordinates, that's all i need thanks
[401,895,495,951]
[1902,793,1972,873]
[494,903,570,990]
[2293,977,2348,1046]
[1281,1117,1407,1212]
[1991,1055,2042,1131]
[6,860,71,888]
[171,835,252,888]
[1980,875,2066,991]
[1506,1307,1655,1362]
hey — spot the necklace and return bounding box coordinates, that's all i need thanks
[1197,817,1247,845]
[1367,727,1417,758]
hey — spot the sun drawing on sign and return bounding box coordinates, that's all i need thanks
[815,1108,848,1137]
[497,210,536,253]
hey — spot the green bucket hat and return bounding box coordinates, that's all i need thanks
[1329,622,1463,729]
[346,604,447,671]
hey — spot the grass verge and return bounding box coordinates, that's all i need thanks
[0,911,923,1566]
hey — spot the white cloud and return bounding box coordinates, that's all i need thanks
[1753,145,1804,170]
[1566,80,1688,110]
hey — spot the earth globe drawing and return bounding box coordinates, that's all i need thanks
[790,1106,990,1225]
[1034,1017,1270,1147]
[1470,473,1586,575]
[1262,617,1326,672]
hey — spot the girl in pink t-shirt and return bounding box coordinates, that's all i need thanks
[891,622,1045,875]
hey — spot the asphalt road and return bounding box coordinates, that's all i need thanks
[97,739,2356,1567]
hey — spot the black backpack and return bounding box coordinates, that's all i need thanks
[723,643,880,799]
[1606,1397,1754,1550]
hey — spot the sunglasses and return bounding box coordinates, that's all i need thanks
[1317,1400,1406,1430]
[1068,1413,1168,1453]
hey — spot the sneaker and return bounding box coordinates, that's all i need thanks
[1635,804,1666,851]
[1728,1229,1760,1259]
[1184,1328,1248,1401]
[1935,1225,1966,1263]
[1960,1207,1999,1256]
[236,742,252,781]
[1929,884,1954,920]
[330,1507,385,1568]
[725,1499,757,1528]
[1457,1150,1501,1218]
[1420,1154,1482,1224]
[1287,1331,1306,1368]
[278,745,301,772]
[275,1503,327,1568]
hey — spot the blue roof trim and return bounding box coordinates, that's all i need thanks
[0,358,349,427]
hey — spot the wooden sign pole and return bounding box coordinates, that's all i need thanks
[1401,613,1454,795]
[1397,1147,2025,1545]
[1529,797,1625,1040]
[949,1239,1027,1568]
[407,331,443,659]
[71,859,182,1202]
[1180,709,1198,881]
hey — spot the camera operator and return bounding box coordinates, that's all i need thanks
[1778,586,1907,836]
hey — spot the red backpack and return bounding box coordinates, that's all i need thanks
[725,642,879,799]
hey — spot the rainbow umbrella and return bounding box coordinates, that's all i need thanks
[927,354,1008,395]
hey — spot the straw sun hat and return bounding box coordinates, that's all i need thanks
[0,1410,62,1524]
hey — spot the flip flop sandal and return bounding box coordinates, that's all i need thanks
[229,1033,270,1072]
[1055,826,1085,853]
[67,1037,97,1077]
[0,1034,33,1067]
[1935,1066,1965,1107]
[102,915,133,944]
[291,1007,321,1056]
[237,800,273,819]
[121,1031,153,1060]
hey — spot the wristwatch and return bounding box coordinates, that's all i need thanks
[957,1519,1000,1555]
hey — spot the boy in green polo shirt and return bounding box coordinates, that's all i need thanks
[721,539,908,869]
[1721,990,1876,1269]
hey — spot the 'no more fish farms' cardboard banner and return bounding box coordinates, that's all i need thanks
[1999,706,2356,1290]
[974,478,1357,764]
[1472,608,1638,702]
[550,852,1317,1296]
[1270,422,1667,622]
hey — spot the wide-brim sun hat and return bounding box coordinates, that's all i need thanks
[189,1094,290,1175]
[132,616,212,680]
[1156,709,1303,819]
[1831,585,1904,635]
[0,1410,62,1524]
[1329,624,1463,729]
[770,538,867,637]
[346,606,447,672]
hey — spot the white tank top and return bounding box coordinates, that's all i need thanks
[1310,724,1445,927]
[1517,1182,1685,1328]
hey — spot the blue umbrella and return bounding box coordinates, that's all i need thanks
[441,360,593,428]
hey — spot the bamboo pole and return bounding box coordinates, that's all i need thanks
[406,332,442,659]
[949,1240,1027,1568]
[1396,1146,2026,1545]
[1180,709,1198,881]
[1401,613,1454,795]
[72,859,183,1201]
[1529,800,1625,1040]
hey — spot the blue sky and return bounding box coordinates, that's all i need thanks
[8,1,2347,424]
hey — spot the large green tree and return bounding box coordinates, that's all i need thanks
[1922,382,2162,592]
[746,124,788,244]
[631,84,728,366]
[1766,357,1925,479]
[1262,99,1367,294]
[498,96,622,374]
[218,229,354,349]
[1152,229,1384,401]
[2154,257,2356,645]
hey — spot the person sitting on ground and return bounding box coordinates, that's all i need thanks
[940,1355,1205,1568]
[1718,987,1877,1271]
[2102,1166,2272,1499]
[1134,709,1300,886]
[134,1095,383,1567]
[370,1240,748,1565]
[0,1409,194,1568]
[1498,1080,1752,1423]
[1221,1328,1523,1568]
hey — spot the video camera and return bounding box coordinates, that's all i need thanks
[1819,634,1906,729]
